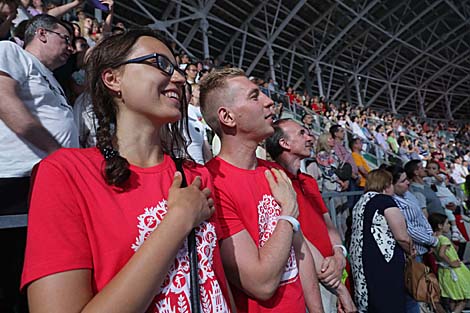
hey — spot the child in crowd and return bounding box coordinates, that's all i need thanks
[428,213,470,313]
[426,160,469,242]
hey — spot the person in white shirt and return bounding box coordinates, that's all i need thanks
[184,84,212,164]
[0,13,77,312]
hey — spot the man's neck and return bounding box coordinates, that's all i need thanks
[217,137,260,170]
[276,154,301,176]
[411,177,424,185]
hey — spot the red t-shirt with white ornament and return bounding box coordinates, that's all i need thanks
[206,157,305,313]
[21,148,230,313]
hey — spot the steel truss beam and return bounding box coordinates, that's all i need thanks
[246,0,307,76]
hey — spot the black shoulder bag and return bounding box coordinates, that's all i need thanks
[173,158,201,313]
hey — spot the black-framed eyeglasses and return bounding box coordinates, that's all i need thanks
[44,29,72,46]
[119,53,186,77]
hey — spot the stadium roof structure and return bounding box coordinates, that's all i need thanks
[113,0,470,120]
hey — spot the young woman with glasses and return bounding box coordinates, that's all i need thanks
[22,28,231,313]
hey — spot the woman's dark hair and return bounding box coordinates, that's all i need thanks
[86,28,189,187]
[428,213,447,232]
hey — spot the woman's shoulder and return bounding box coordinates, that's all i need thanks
[369,193,396,206]
[42,147,101,168]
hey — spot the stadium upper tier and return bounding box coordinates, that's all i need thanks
[113,0,470,120]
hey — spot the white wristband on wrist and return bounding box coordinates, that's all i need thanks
[333,244,348,257]
[277,215,300,233]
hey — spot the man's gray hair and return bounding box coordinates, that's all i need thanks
[24,14,72,47]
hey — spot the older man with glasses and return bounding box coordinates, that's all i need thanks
[0,14,77,312]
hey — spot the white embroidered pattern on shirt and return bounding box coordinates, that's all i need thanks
[132,200,229,313]
[257,194,298,285]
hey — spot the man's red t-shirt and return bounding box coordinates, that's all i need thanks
[21,148,230,312]
[206,157,305,313]
[291,172,334,258]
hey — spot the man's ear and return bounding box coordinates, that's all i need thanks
[101,68,122,94]
[279,137,289,150]
[217,107,235,128]
[36,28,47,43]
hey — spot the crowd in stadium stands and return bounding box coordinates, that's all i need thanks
[0,1,470,312]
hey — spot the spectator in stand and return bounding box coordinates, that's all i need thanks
[184,84,212,164]
[374,124,389,156]
[428,213,470,313]
[314,132,349,240]
[0,14,78,312]
[398,136,411,163]
[348,116,367,141]
[350,169,413,313]
[184,62,198,86]
[387,130,399,154]
[405,160,445,216]
[22,28,232,312]
[425,160,467,244]
[451,156,468,187]
[311,96,320,113]
[432,150,448,173]
[178,52,190,70]
[286,86,295,106]
[330,124,361,208]
[266,118,356,313]
[385,165,438,313]
[200,68,323,312]
[350,137,369,191]
[301,112,314,132]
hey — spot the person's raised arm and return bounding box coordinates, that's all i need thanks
[220,168,298,300]
[28,173,215,313]
[47,0,85,18]
[100,0,114,36]
[0,73,61,154]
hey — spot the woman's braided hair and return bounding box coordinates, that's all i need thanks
[86,28,189,187]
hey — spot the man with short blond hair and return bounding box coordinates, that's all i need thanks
[200,68,323,312]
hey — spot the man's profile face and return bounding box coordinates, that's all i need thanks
[226,76,275,141]
[335,127,344,140]
[303,114,313,125]
[41,24,73,69]
[186,65,198,80]
[281,121,313,158]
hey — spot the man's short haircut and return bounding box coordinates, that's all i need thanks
[266,118,292,160]
[185,63,198,71]
[375,124,383,132]
[404,159,422,180]
[301,113,312,124]
[397,136,406,146]
[329,124,341,139]
[24,14,72,47]
[385,165,406,185]
[199,67,245,137]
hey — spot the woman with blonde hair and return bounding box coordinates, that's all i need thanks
[350,169,413,313]
[311,132,349,239]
